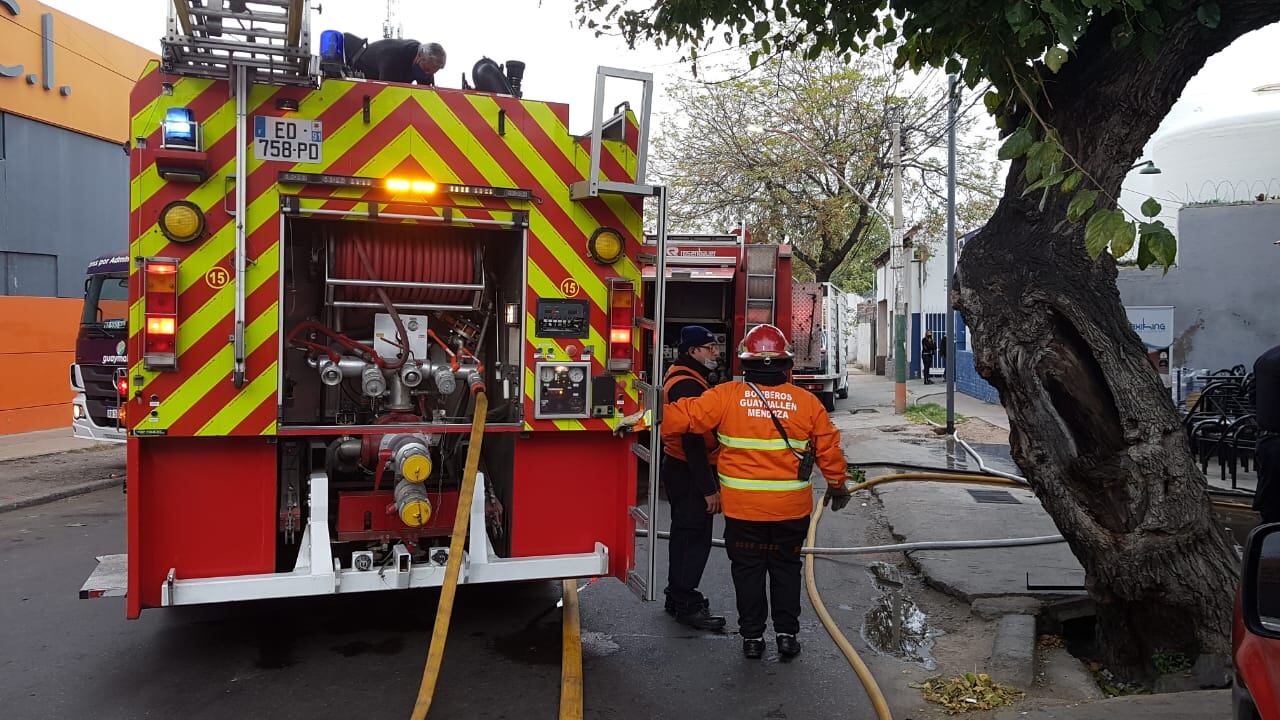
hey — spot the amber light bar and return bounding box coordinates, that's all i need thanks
[277,171,532,200]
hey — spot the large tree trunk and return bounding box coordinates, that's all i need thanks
[955,4,1278,681]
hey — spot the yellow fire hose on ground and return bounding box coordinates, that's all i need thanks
[411,390,488,720]
[560,579,585,719]
[805,470,1028,720]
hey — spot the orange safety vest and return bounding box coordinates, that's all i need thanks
[662,380,847,522]
[660,365,720,464]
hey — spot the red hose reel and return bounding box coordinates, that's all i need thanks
[331,227,479,306]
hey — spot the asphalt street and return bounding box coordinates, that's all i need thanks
[0,398,923,719]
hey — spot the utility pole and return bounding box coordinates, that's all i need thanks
[945,75,959,433]
[891,108,907,414]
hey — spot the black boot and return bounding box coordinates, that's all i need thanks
[675,606,727,632]
[777,633,801,659]
[742,637,765,659]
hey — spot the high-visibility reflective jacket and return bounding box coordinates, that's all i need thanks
[660,364,721,465]
[663,380,848,521]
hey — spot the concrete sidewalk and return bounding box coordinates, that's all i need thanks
[0,427,109,463]
[994,690,1230,719]
[0,428,124,513]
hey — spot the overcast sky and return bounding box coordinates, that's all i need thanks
[45,1,1278,131]
[42,0,1280,196]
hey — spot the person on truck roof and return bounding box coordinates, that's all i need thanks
[347,36,446,85]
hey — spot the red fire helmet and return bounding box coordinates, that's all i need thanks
[738,324,793,360]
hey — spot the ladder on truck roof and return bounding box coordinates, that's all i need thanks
[162,0,318,86]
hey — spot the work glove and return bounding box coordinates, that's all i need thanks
[612,409,648,437]
[823,482,852,512]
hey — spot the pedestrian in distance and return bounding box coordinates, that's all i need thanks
[921,330,936,384]
[661,324,854,660]
[658,325,727,632]
[1253,343,1280,523]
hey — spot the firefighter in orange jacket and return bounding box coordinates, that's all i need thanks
[663,324,853,660]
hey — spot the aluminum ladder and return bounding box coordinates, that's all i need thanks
[162,0,318,86]
[743,244,780,333]
[570,67,666,601]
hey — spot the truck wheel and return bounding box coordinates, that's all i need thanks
[836,383,849,400]
[819,391,836,412]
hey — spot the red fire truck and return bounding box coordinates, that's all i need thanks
[80,0,680,614]
[641,233,793,380]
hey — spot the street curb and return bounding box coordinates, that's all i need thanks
[989,613,1037,689]
[0,477,123,515]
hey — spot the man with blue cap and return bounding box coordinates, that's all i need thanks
[659,325,726,631]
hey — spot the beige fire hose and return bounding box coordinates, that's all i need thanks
[411,389,488,719]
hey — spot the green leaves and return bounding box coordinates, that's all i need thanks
[1084,209,1133,259]
[1045,47,1069,73]
[998,127,1034,161]
[1197,2,1222,29]
[1005,2,1033,28]
[1061,170,1084,194]
[1023,140,1063,184]
[1138,221,1177,271]
[1067,189,1099,222]
[1140,197,1162,218]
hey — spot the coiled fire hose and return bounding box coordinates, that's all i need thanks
[411,386,488,719]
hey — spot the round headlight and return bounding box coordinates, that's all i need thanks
[588,227,625,265]
[158,201,205,243]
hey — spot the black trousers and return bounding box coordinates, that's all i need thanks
[1256,437,1280,524]
[922,357,934,382]
[724,516,808,638]
[662,457,714,614]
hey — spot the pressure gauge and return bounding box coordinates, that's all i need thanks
[569,368,585,383]
[541,367,555,382]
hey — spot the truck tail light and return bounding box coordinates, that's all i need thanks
[607,279,635,374]
[143,258,179,370]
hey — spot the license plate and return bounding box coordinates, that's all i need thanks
[106,406,119,419]
[253,116,323,164]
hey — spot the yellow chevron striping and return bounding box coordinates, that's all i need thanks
[127,242,279,400]
[145,302,279,430]
[132,81,360,213]
[414,93,614,316]
[198,360,279,435]
[464,95,642,299]
[522,102,641,228]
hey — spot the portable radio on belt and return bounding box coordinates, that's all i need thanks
[746,383,817,482]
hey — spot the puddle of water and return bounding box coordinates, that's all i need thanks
[862,561,937,670]
[581,631,620,657]
[1213,504,1260,548]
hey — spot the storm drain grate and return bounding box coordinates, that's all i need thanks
[966,489,1021,505]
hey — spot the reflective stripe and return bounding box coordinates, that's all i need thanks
[718,474,811,492]
[716,434,808,451]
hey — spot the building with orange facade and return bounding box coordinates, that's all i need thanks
[0,0,154,434]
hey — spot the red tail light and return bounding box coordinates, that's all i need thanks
[115,375,128,397]
[143,258,179,370]
[607,279,635,373]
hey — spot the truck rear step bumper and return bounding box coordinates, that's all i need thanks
[80,472,610,607]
